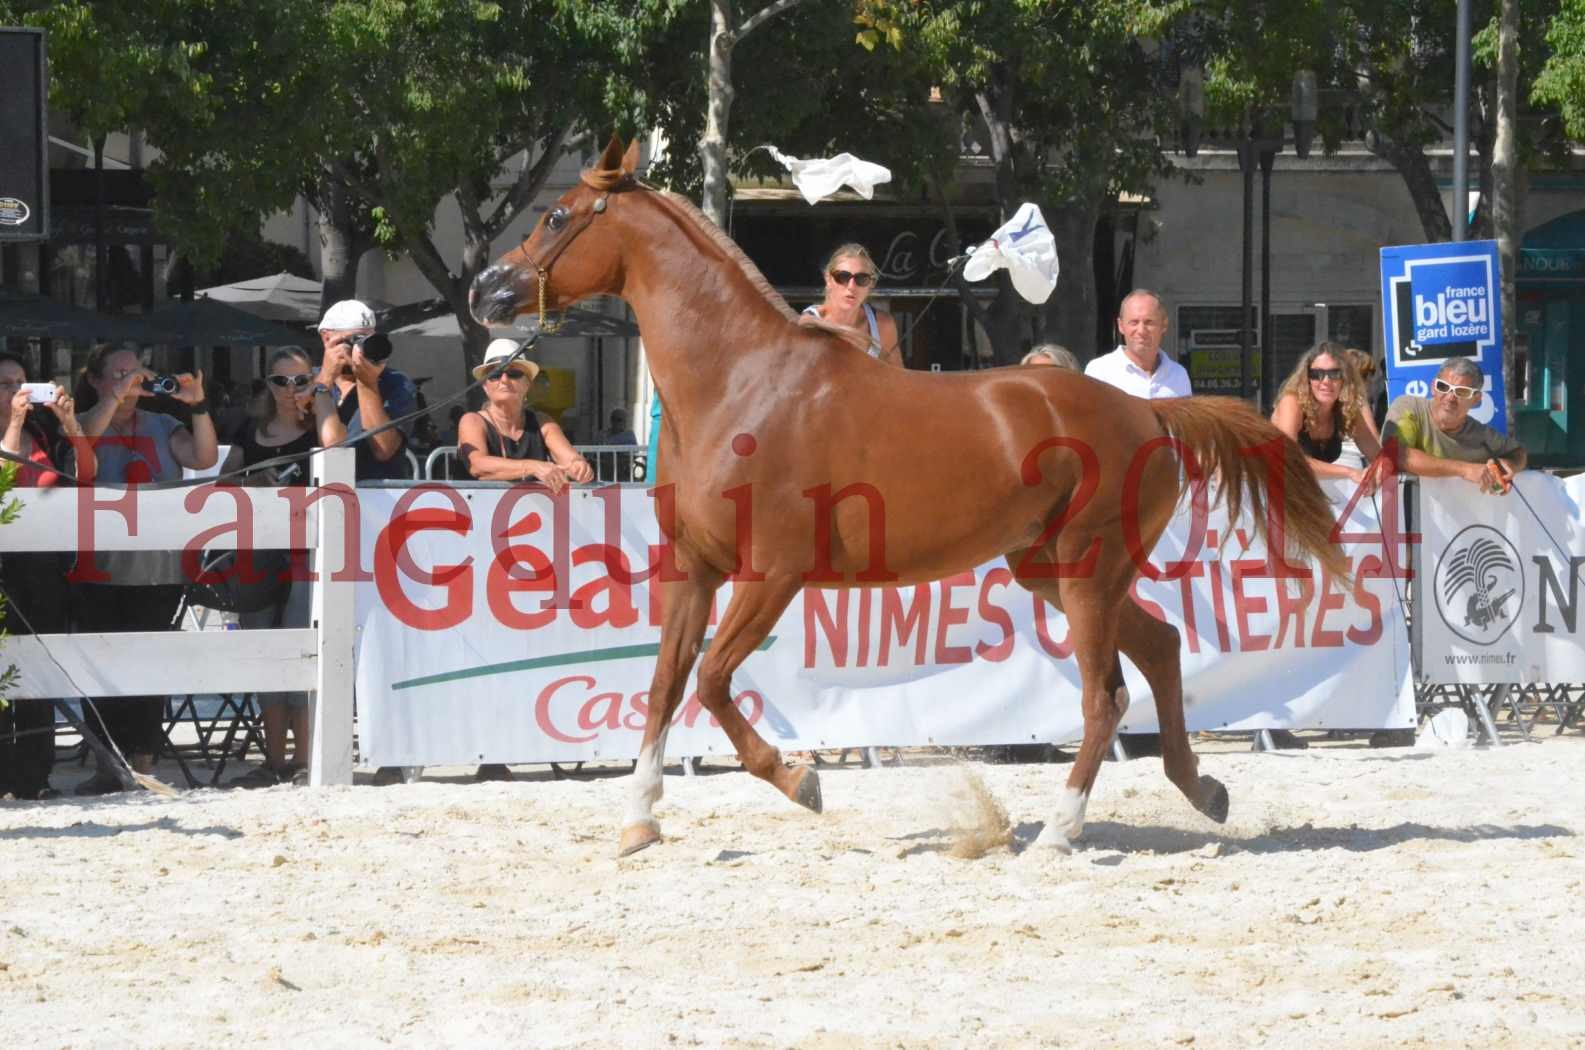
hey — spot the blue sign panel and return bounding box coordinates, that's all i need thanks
[1380,240,1507,433]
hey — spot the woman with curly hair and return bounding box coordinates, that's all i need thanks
[1271,340,1384,491]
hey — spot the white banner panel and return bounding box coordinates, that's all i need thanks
[1419,473,1585,684]
[353,480,1414,766]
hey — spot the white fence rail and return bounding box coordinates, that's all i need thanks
[2,448,358,785]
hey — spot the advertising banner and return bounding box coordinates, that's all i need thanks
[1418,473,1585,684]
[1380,240,1507,432]
[352,482,1414,767]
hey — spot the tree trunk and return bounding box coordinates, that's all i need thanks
[316,179,370,314]
[1043,191,1104,361]
[699,0,735,228]
[1371,134,1452,242]
[1493,0,1521,430]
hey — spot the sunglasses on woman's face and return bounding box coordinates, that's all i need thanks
[830,269,875,288]
[267,374,312,389]
[1433,377,1480,400]
[1308,367,1343,382]
[489,368,532,382]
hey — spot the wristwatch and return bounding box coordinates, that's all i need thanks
[311,383,334,399]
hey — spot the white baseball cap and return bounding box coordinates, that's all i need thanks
[317,299,376,331]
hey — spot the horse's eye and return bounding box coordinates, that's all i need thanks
[546,207,568,232]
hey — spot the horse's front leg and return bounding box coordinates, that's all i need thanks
[619,562,723,857]
[693,574,820,813]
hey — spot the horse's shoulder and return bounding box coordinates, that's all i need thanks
[796,312,870,353]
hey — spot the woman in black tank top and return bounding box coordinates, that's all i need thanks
[457,339,593,492]
[1271,342,1384,492]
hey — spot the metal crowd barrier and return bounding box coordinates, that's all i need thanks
[421,443,646,483]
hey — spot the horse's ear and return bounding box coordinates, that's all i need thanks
[622,137,641,175]
[597,133,624,173]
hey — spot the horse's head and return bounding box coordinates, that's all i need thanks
[470,135,641,328]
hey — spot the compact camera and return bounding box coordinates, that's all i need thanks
[20,382,55,404]
[142,374,180,396]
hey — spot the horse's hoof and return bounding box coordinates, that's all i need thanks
[1030,827,1074,854]
[1194,775,1229,824]
[790,766,823,814]
[617,821,662,857]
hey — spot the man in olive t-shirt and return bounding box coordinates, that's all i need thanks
[1384,356,1526,494]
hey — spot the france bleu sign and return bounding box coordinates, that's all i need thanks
[1380,240,1507,433]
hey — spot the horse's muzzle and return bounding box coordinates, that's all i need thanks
[469,265,520,326]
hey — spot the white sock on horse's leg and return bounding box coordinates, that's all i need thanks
[1033,786,1089,853]
[622,741,666,833]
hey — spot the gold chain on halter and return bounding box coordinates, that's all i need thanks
[536,267,563,334]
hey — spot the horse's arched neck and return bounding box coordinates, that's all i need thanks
[612,192,795,394]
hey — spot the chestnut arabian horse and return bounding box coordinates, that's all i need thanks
[470,138,1347,858]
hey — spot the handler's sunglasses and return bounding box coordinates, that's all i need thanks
[489,367,532,382]
[267,374,312,389]
[1433,378,1480,400]
[1307,367,1343,382]
[830,269,876,288]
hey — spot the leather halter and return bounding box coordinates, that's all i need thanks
[517,177,619,333]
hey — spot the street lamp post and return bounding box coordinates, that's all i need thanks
[1183,69,1319,409]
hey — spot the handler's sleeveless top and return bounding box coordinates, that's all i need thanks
[475,410,548,463]
[803,303,882,359]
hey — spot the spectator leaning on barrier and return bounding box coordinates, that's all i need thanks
[223,347,348,790]
[1083,289,1191,398]
[72,343,218,794]
[1271,341,1385,492]
[1020,344,1080,371]
[1383,356,1527,496]
[316,300,417,482]
[458,339,593,493]
[456,338,592,783]
[0,353,92,801]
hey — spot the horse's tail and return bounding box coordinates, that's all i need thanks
[1148,396,1350,584]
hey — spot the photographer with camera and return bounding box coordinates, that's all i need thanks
[0,352,94,800]
[69,343,217,794]
[315,301,418,787]
[314,300,417,482]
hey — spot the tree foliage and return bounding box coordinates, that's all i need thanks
[1533,0,1585,141]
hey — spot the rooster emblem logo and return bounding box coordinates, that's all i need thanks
[1434,527,1523,646]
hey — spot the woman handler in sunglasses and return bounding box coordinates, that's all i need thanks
[1272,341,1386,493]
[800,243,903,367]
[1382,355,1525,495]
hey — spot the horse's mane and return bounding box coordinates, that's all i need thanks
[584,167,868,353]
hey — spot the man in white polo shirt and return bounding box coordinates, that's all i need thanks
[1085,287,1192,759]
[1084,288,1191,398]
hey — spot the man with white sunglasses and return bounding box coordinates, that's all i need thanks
[1384,356,1526,495]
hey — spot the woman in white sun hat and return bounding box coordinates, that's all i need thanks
[458,338,592,493]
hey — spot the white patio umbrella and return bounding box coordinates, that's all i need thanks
[196,271,323,325]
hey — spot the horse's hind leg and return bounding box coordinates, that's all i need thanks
[1114,599,1228,823]
[693,575,820,813]
[620,562,723,857]
[1008,555,1129,854]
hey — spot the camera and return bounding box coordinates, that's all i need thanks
[142,374,180,396]
[21,382,55,404]
[359,333,393,364]
[336,332,391,375]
